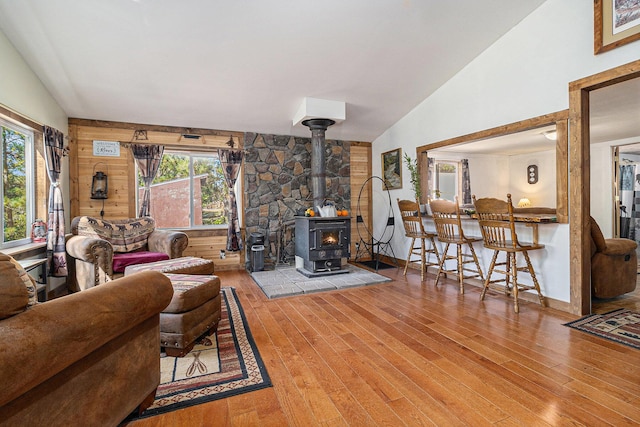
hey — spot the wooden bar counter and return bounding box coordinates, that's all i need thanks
[421,208,570,310]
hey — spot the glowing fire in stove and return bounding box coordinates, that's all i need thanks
[322,231,339,246]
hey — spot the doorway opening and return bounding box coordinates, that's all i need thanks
[613,144,640,246]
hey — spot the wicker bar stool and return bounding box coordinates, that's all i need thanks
[429,197,484,294]
[472,194,545,313]
[397,199,441,281]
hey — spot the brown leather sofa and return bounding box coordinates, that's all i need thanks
[66,216,188,291]
[590,216,638,299]
[0,257,173,427]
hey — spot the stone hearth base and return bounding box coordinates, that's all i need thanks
[249,263,391,299]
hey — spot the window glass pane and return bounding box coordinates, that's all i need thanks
[2,125,30,244]
[193,156,228,226]
[143,153,190,228]
[139,151,228,228]
[434,161,458,201]
[153,153,190,184]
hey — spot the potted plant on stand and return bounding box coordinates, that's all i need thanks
[403,153,427,213]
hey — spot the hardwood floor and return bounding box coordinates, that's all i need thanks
[126,266,640,426]
[592,274,640,314]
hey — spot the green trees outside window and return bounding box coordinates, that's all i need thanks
[138,151,229,227]
[2,122,33,246]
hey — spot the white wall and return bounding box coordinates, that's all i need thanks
[0,30,69,203]
[0,31,67,133]
[373,0,640,304]
[1,30,69,290]
[428,151,510,200]
[591,141,615,235]
[508,149,556,207]
[428,148,556,207]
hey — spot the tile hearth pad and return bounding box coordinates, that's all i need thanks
[250,263,392,299]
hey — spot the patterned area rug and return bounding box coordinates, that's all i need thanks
[130,287,271,420]
[564,308,640,350]
[250,263,392,298]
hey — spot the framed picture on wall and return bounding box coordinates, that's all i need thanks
[594,0,640,54]
[381,148,402,190]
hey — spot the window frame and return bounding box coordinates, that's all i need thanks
[0,115,36,249]
[135,149,230,229]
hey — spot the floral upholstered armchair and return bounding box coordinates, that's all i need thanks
[66,216,188,291]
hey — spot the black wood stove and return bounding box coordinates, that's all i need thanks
[295,216,350,277]
[294,117,351,277]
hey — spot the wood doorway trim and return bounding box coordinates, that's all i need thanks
[568,59,640,316]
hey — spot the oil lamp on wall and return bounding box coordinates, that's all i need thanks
[90,163,109,219]
[90,171,108,199]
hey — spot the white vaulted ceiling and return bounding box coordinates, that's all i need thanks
[0,0,548,142]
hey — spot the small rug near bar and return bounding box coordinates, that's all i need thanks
[356,260,397,270]
[564,308,640,350]
[250,263,392,298]
[127,287,271,420]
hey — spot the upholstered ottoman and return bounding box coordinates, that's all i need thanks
[123,256,214,276]
[160,273,222,357]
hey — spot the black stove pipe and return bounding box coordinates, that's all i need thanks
[302,118,335,210]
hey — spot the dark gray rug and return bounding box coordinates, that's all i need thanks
[357,260,397,270]
[250,263,392,298]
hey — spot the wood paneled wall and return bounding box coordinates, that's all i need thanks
[68,119,244,270]
[34,138,48,222]
[69,124,134,218]
[67,118,373,270]
[349,143,373,259]
[182,229,241,271]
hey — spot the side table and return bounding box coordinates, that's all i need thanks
[18,258,48,301]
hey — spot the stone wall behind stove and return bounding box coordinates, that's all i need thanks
[243,132,351,267]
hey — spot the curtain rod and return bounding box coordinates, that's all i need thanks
[120,142,248,153]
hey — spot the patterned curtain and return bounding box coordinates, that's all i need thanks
[218,149,244,251]
[43,126,67,277]
[131,144,164,217]
[461,159,471,205]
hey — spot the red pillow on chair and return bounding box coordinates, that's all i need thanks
[112,252,169,274]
